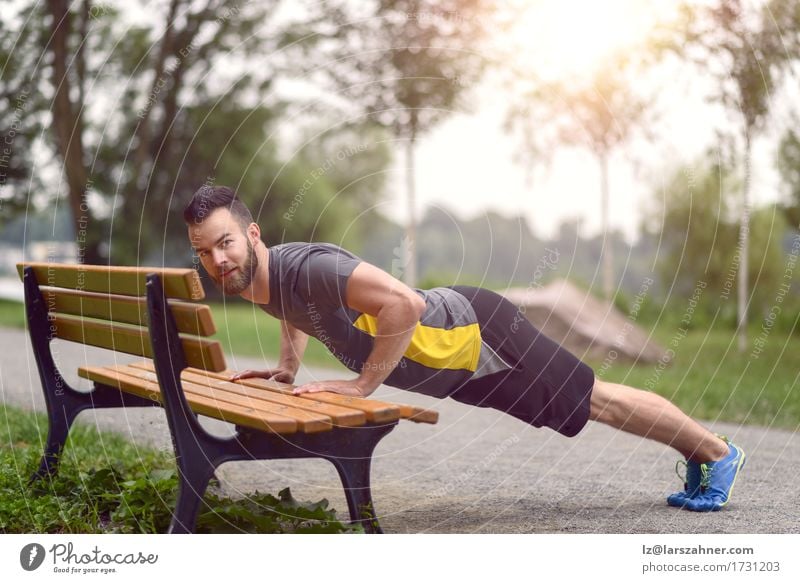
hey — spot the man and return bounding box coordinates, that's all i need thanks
[185,185,746,513]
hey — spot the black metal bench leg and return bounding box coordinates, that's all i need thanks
[27,386,161,485]
[29,404,77,484]
[330,456,383,534]
[168,462,217,534]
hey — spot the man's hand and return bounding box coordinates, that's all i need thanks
[292,379,373,397]
[230,367,296,384]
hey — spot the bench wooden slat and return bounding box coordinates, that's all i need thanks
[130,360,400,423]
[396,405,438,424]
[51,314,226,372]
[109,364,333,433]
[200,366,440,425]
[166,368,366,427]
[184,367,407,423]
[149,363,438,425]
[40,288,216,336]
[78,366,298,434]
[129,361,402,424]
[18,262,204,300]
[226,373,440,424]
[166,300,216,336]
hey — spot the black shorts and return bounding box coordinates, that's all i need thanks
[446,285,595,437]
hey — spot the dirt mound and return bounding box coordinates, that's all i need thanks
[501,278,667,364]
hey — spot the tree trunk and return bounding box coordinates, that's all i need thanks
[600,152,613,301]
[404,131,418,287]
[48,0,100,263]
[737,130,752,352]
[110,0,185,265]
[130,0,180,189]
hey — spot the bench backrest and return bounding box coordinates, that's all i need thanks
[17,262,226,372]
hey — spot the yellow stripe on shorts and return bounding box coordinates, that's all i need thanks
[352,313,481,372]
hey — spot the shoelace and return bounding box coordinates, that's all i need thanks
[699,434,731,492]
[700,463,712,492]
[675,459,688,487]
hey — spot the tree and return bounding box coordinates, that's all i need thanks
[312,0,493,286]
[505,56,652,300]
[6,0,292,263]
[3,1,394,267]
[0,5,46,217]
[674,0,794,351]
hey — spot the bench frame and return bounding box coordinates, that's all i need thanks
[23,266,396,533]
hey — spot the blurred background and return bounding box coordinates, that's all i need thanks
[2,0,800,427]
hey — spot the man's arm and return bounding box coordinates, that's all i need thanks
[231,319,309,384]
[278,319,309,375]
[293,261,425,397]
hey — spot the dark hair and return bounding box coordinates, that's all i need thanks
[183,185,254,231]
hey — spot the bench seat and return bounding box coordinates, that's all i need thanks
[78,360,438,434]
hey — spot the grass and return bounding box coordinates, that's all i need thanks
[0,403,361,534]
[206,301,343,369]
[0,299,25,329]
[585,324,800,431]
[2,298,798,429]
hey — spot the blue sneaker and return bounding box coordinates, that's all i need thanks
[684,436,746,512]
[666,458,702,508]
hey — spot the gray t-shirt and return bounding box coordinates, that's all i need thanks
[258,242,511,398]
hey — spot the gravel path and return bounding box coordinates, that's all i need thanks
[1,326,797,533]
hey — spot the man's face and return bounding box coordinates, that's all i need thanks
[187,208,259,295]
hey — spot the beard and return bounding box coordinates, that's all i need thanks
[212,240,259,295]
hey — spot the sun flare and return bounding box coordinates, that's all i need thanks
[514,0,669,79]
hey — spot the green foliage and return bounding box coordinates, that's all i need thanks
[100,101,392,265]
[647,160,792,321]
[106,469,178,534]
[285,122,394,249]
[0,405,359,534]
[197,487,362,534]
[653,161,738,293]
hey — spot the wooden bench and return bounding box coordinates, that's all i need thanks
[18,262,438,533]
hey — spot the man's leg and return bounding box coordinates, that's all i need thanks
[589,379,746,512]
[588,379,729,463]
[446,285,745,511]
